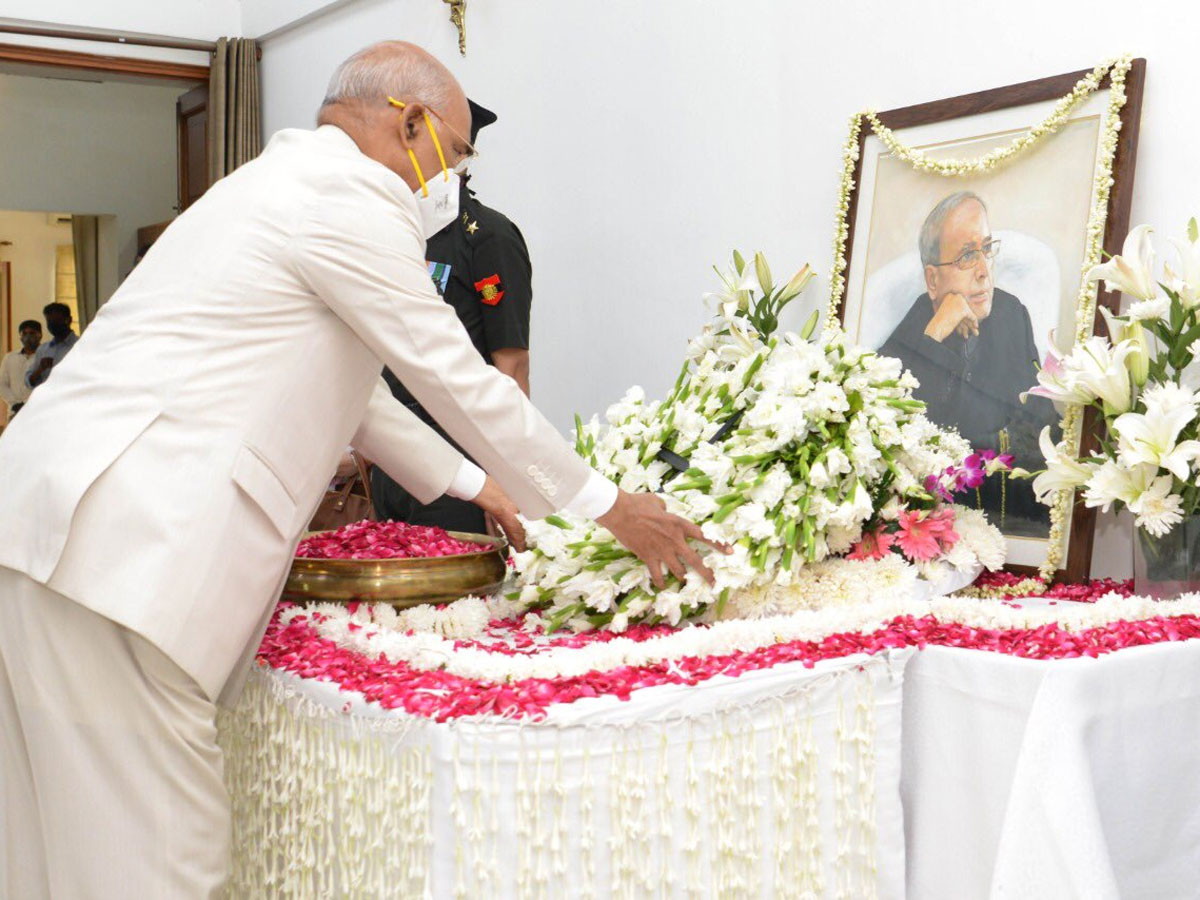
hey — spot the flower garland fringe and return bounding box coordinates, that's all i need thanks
[824,54,1134,578]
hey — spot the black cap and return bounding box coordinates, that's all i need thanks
[467,98,497,145]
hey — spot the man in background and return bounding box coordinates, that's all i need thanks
[373,99,534,534]
[25,302,78,389]
[0,319,40,421]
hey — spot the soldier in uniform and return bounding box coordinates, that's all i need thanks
[372,99,533,534]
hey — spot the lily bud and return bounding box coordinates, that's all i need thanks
[753,252,773,296]
[778,264,816,302]
[1126,320,1151,386]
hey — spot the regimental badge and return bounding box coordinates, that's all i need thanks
[427,260,452,295]
[474,273,504,306]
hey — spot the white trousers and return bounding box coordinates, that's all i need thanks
[0,568,229,899]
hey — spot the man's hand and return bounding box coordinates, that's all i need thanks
[924,292,978,342]
[597,490,730,589]
[472,476,526,551]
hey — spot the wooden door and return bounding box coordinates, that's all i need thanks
[177,84,208,212]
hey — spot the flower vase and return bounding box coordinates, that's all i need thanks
[1133,517,1200,599]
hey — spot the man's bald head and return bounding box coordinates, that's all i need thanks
[317,41,471,194]
[319,41,463,120]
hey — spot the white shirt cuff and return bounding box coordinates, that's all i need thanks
[445,459,487,501]
[563,470,619,520]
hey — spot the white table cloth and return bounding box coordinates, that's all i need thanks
[902,632,1200,899]
[219,649,912,899]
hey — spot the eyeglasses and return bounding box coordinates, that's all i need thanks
[386,96,479,175]
[934,239,1001,271]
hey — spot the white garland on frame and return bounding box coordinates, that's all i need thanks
[824,54,1135,578]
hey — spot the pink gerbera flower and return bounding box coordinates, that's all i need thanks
[894,510,944,561]
[847,528,896,561]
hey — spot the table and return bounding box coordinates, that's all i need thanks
[902,636,1200,899]
[219,593,1200,898]
[218,650,911,899]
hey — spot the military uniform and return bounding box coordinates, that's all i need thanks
[372,122,535,532]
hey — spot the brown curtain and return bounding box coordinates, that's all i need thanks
[71,215,100,332]
[208,37,262,183]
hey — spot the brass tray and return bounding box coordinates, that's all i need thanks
[283,530,508,608]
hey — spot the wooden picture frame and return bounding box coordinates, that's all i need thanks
[831,59,1146,581]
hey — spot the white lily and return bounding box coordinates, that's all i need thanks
[1083,460,1158,512]
[704,256,761,319]
[1069,337,1136,415]
[1031,426,1095,504]
[1112,404,1200,481]
[1165,218,1200,308]
[1086,224,1159,301]
[1021,335,1095,406]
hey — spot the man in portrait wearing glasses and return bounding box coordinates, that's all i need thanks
[879,190,1056,534]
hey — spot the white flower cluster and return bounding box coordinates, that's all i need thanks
[1026,221,1200,539]
[513,287,987,633]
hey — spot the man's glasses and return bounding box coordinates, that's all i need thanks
[387,96,479,175]
[935,239,1001,271]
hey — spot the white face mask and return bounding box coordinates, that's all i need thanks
[413,170,461,239]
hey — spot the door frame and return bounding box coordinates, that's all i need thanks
[0,41,209,83]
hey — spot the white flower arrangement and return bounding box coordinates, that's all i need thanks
[510,253,1006,633]
[1022,220,1200,541]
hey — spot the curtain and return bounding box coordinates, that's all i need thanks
[71,215,100,332]
[208,37,262,183]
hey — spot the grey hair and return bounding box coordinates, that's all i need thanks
[918,191,988,267]
[320,41,454,112]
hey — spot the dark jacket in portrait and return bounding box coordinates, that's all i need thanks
[878,288,1058,536]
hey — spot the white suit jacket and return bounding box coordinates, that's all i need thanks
[0,125,594,702]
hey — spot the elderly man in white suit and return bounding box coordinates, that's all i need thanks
[0,42,721,897]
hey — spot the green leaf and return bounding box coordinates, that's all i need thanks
[544,514,571,529]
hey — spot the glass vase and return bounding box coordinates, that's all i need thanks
[1133,516,1200,599]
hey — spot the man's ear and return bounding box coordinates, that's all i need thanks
[924,264,939,302]
[395,102,427,151]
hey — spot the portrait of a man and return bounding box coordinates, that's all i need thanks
[878,191,1058,536]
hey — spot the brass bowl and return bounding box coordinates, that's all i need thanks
[282,530,508,608]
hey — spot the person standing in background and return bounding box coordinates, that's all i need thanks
[0,319,41,421]
[373,99,535,534]
[25,302,78,389]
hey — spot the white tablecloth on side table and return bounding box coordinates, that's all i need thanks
[219,649,913,899]
[902,638,1200,899]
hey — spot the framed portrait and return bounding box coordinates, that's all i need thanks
[830,58,1146,580]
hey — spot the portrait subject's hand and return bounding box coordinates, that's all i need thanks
[597,490,731,589]
[924,292,979,342]
[472,476,526,552]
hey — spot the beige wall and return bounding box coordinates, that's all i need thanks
[0,211,73,350]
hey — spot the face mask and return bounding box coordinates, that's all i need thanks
[388,98,462,239]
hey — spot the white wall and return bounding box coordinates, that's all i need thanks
[0,1,241,41]
[0,73,184,296]
[260,0,1198,577]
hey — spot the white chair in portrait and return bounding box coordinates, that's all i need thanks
[855,230,1060,362]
